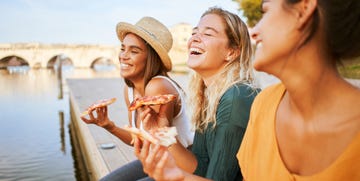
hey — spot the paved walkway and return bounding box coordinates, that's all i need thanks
[67,78,136,181]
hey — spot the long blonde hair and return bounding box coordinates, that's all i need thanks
[188,7,254,132]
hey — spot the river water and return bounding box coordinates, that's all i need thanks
[0,68,120,181]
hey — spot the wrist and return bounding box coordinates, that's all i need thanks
[103,121,115,131]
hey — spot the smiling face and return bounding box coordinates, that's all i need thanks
[251,0,301,74]
[187,14,232,79]
[119,33,148,81]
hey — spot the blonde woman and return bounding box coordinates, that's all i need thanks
[135,7,259,181]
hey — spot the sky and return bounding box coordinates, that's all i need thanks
[0,0,242,46]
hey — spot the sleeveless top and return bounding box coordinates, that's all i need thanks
[127,75,194,148]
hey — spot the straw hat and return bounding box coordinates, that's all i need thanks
[116,17,173,71]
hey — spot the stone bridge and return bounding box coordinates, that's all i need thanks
[0,41,188,71]
[0,23,191,71]
[0,43,120,69]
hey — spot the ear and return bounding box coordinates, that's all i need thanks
[295,0,317,30]
[225,48,240,62]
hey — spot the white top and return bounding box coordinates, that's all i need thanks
[128,75,194,148]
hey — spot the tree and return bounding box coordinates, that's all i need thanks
[233,0,262,27]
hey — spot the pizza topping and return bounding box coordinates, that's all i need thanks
[123,125,178,147]
[153,127,178,147]
[128,94,177,111]
[81,97,117,116]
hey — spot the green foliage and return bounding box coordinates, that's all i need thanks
[338,57,360,79]
[233,0,262,27]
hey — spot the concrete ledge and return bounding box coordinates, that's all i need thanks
[67,78,137,180]
[69,93,109,180]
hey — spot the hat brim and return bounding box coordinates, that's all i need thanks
[116,22,172,71]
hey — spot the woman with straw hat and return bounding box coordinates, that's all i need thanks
[81,16,194,181]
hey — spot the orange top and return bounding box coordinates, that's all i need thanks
[237,83,360,180]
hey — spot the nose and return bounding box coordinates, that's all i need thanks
[119,50,129,62]
[187,33,200,48]
[250,25,259,42]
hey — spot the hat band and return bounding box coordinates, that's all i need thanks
[139,27,158,41]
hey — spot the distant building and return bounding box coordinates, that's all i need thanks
[169,23,192,69]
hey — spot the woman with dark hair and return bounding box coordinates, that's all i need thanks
[81,17,194,181]
[238,0,360,180]
[134,7,259,181]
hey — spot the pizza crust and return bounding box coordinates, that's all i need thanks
[81,97,117,116]
[123,125,178,147]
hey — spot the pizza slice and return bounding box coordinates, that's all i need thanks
[81,97,117,117]
[128,94,177,111]
[123,125,178,147]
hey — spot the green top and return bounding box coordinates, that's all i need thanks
[191,82,259,181]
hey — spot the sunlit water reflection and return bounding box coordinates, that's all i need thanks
[0,68,120,181]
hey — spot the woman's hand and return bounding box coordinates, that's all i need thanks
[134,137,185,181]
[80,106,114,130]
[140,105,170,131]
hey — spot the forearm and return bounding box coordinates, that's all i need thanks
[168,143,197,173]
[103,121,133,146]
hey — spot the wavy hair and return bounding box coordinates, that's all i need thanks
[188,7,255,132]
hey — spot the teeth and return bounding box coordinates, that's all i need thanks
[189,47,203,54]
[256,42,262,49]
[120,63,130,68]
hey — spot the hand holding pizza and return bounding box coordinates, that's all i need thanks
[131,94,176,131]
[80,98,116,130]
[123,125,178,147]
[140,104,170,131]
[134,137,185,181]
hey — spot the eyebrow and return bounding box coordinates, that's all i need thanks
[192,26,219,34]
[121,44,144,51]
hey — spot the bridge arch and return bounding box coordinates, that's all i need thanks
[0,55,29,69]
[47,54,74,69]
[90,56,117,70]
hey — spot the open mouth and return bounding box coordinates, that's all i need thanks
[255,40,262,49]
[120,63,131,68]
[189,47,204,55]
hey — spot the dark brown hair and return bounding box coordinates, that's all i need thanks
[284,0,360,62]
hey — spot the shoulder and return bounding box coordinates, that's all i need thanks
[220,82,260,104]
[145,76,177,95]
[252,83,284,107]
[216,83,260,127]
[257,83,283,97]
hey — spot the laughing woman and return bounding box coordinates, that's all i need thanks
[238,0,360,180]
[81,17,194,181]
[135,7,259,181]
